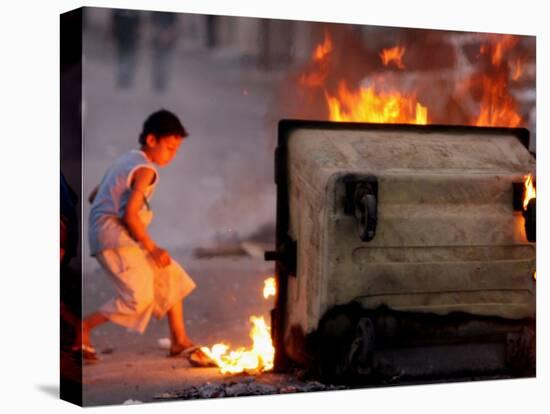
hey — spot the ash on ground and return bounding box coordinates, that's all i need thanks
[153,373,347,400]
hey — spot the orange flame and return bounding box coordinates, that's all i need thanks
[523,174,536,210]
[263,277,276,299]
[313,31,333,61]
[301,35,427,125]
[201,277,277,374]
[474,74,522,127]
[299,71,327,87]
[474,35,523,127]
[490,35,517,67]
[379,45,406,69]
[201,316,275,374]
[511,58,524,81]
[299,32,333,87]
[326,81,428,124]
[299,32,525,130]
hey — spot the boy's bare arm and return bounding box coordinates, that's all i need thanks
[88,186,99,204]
[123,167,170,267]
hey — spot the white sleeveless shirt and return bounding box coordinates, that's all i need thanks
[88,149,158,256]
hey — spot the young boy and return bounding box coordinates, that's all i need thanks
[80,109,196,360]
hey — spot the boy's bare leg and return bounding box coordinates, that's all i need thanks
[74,311,109,350]
[167,300,194,355]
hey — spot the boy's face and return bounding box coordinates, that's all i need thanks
[144,134,184,166]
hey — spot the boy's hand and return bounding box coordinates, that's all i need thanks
[149,246,171,268]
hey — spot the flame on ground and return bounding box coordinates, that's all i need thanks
[263,277,276,299]
[523,174,536,210]
[379,45,406,69]
[200,277,276,374]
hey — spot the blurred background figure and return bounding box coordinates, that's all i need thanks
[112,9,141,89]
[150,11,179,92]
[205,15,218,48]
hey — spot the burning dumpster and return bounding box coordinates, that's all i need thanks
[266,120,536,382]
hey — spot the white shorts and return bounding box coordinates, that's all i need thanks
[96,246,196,333]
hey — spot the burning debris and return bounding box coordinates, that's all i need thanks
[195,276,276,374]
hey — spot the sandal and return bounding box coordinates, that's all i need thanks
[186,347,217,368]
[71,344,99,362]
[168,343,197,357]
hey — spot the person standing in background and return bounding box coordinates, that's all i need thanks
[112,9,141,89]
[150,11,179,92]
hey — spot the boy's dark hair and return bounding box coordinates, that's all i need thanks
[139,109,188,145]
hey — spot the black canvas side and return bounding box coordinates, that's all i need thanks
[60,7,83,407]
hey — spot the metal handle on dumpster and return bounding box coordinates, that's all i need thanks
[354,182,378,242]
[265,239,297,277]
